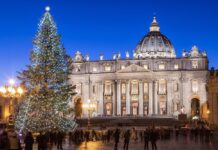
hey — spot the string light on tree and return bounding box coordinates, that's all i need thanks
[15,7,77,133]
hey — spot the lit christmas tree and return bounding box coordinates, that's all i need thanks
[15,7,77,133]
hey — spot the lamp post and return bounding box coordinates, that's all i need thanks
[82,99,96,129]
[0,79,24,126]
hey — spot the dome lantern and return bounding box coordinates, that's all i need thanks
[150,16,160,32]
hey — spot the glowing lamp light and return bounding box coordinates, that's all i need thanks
[0,86,6,93]
[9,79,15,85]
[7,86,13,93]
[10,88,16,94]
[17,87,24,94]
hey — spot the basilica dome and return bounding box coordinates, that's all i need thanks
[134,17,176,59]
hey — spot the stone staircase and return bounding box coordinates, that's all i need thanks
[76,116,181,128]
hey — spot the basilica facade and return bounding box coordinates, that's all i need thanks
[70,17,208,119]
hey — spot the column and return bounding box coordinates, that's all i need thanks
[167,80,172,115]
[98,81,104,115]
[154,81,158,114]
[149,82,153,115]
[139,81,144,116]
[182,78,191,116]
[117,80,121,115]
[112,81,116,116]
[83,81,90,117]
[126,81,130,115]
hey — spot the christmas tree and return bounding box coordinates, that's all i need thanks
[15,7,77,133]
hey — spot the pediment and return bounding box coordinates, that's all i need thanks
[117,64,151,73]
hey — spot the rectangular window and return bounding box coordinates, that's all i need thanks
[158,79,166,94]
[174,64,179,69]
[93,67,97,72]
[104,66,111,71]
[159,64,165,70]
[121,65,126,69]
[121,83,126,94]
[192,80,198,93]
[131,81,139,95]
[143,82,148,94]
[104,81,112,95]
[143,64,148,70]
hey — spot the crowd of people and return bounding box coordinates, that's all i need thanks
[0,128,65,150]
[70,125,213,150]
[0,124,214,150]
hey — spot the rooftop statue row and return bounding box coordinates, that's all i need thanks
[73,45,207,63]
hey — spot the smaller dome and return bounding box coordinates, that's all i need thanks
[134,17,176,59]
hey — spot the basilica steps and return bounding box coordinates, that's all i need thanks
[76,116,181,128]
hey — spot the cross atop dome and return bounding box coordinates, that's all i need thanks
[149,16,160,32]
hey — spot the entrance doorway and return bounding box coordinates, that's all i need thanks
[191,98,200,118]
[74,98,82,118]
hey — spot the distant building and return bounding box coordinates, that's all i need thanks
[70,17,208,119]
[207,69,218,125]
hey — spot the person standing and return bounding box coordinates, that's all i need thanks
[8,130,21,150]
[24,132,34,150]
[0,130,9,150]
[37,132,48,150]
[123,130,131,150]
[114,128,120,150]
[150,128,158,150]
[57,132,64,150]
[144,129,150,150]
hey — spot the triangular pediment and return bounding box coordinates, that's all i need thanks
[117,64,151,73]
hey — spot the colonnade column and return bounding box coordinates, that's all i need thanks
[167,80,172,115]
[139,81,144,116]
[117,80,121,115]
[154,80,158,114]
[126,81,130,115]
[82,81,90,117]
[98,81,104,115]
[112,81,116,116]
[149,82,153,115]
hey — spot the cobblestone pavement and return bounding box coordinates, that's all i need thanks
[32,134,218,150]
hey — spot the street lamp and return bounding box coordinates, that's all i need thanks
[0,79,24,126]
[82,99,96,129]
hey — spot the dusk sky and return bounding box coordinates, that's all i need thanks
[0,0,217,85]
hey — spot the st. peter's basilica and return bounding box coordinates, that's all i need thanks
[70,17,208,119]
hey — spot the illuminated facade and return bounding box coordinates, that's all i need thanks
[70,17,208,118]
[207,70,218,124]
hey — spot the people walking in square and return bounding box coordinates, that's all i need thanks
[8,129,21,150]
[123,130,130,150]
[144,129,150,150]
[150,128,158,150]
[114,128,120,150]
[0,130,9,150]
[24,132,34,150]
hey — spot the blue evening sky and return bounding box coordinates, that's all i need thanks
[0,0,217,85]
